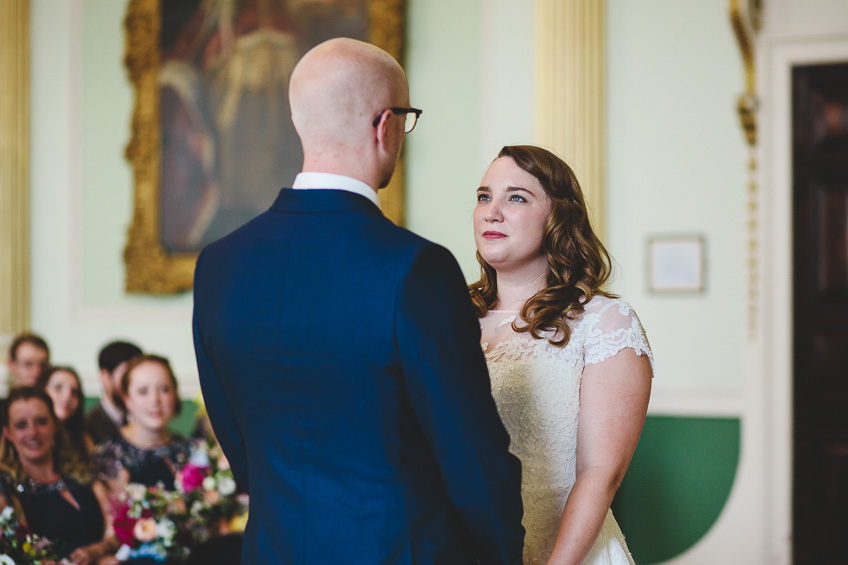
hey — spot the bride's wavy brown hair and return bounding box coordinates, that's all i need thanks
[469,145,615,347]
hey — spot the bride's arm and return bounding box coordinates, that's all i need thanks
[547,349,652,565]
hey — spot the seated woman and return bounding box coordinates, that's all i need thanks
[37,365,94,460]
[92,354,191,493]
[0,387,116,563]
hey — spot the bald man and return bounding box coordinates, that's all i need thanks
[193,38,524,564]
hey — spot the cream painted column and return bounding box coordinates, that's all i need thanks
[535,0,606,236]
[0,0,31,338]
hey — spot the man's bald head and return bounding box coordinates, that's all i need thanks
[289,38,408,150]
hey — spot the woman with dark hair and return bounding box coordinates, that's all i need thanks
[0,387,116,564]
[92,354,191,493]
[471,146,654,565]
[37,365,94,460]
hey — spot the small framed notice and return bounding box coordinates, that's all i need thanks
[647,235,706,293]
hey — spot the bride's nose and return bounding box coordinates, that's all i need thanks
[485,202,503,222]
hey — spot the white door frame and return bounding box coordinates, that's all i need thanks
[760,35,848,565]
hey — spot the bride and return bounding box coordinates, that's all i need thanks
[470,145,653,564]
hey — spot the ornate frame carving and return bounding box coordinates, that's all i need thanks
[123,0,406,294]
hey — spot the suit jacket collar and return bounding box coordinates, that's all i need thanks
[270,188,384,217]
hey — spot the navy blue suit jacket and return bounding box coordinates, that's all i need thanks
[193,189,524,564]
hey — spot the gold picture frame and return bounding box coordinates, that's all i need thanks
[123,0,406,294]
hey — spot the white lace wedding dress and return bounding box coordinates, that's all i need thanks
[482,295,653,565]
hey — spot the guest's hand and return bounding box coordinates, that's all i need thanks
[70,540,112,565]
[68,546,96,565]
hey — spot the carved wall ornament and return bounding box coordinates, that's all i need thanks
[729,0,762,337]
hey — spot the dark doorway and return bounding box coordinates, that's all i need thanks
[793,61,848,565]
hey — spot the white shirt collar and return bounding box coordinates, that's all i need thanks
[100,397,124,426]
[292,172,380,208]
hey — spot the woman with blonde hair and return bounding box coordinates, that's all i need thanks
[471,145,654,564]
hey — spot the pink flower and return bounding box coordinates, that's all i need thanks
[133,518,158,542]
[112,503,138,547]
[177,463,209,493]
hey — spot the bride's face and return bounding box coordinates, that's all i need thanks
[474,157,552,272]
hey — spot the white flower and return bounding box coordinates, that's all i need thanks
[189,446,210,467]
[217,476,237,496]
[156,517,176,541]
[0,555,16,565]
[202,476,217,491]
[126,483,146,501]
[115,544,132,560]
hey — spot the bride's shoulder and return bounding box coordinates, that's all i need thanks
[579,295,644,331]
[583,294,637,313]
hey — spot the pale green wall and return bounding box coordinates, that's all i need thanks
[30,0,196,396]
[606,0,746,391]
[405,0,535,278]
[82,0,191,310]
[28,0,538,395]
[29,0,744,397]
[406,0,748,393]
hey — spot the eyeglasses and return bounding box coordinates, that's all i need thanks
[372,107,423,133]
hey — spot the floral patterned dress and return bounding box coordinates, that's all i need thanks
[92,434,192,490]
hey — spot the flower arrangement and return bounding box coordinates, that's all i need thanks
[110,440,247,562]
[174,440,247,544]
[111,483,190,563]
[0,506,60,565]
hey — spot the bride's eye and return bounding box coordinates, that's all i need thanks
[476,193,491,202]
[508,194,527,203]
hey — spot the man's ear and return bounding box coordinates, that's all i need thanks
[374,109,391,151]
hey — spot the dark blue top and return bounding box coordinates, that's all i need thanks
[0,472,104,557]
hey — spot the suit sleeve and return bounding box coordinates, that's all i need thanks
[192,251,250,493]
[395,244,525,565]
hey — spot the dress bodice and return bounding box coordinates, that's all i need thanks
[482,295,652,565]
[92,434,192,489]
[0,472,104,557]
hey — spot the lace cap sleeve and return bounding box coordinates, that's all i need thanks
[583,298,654,373]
